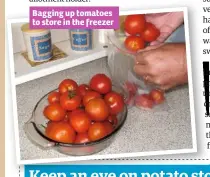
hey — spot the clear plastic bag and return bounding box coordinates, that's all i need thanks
[107,31,169,112]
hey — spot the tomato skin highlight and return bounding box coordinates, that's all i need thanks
[149,89,165,104]
[60,91,82,111]
[58,79,78,94]
[142,22,160,42]
[89,74,112,94]
[78,84,91,97]
[124,14,146,35]
[82,91,102,106]
[74,133,90,144]
[69,112,91,133]
[45,121,76,143]
[104,91,124,115]
[43,103,66,121]
[85,98,110,122]
[124,36,145,52]
[88,122,107,141]
[48,91,60,104]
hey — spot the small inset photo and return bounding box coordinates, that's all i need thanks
[7,7,197,164]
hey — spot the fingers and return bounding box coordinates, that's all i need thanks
[150,31,171,46]
[135,44,163,64]
[133,64,151,76]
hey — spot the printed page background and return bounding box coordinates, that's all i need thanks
[5,0,210,176]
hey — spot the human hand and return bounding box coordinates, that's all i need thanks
[134,43,188,90]
[145,12,184,45]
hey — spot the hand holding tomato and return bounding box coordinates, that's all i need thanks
[134,43,188,90]
[145,12,184,45]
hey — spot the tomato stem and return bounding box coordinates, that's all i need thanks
[68,91,76,99]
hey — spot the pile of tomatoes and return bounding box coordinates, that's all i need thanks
[124,81,165,109]
[43,74,125,144]
[123,14,160,52]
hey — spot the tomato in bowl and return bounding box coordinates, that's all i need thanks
[24,76,127,156]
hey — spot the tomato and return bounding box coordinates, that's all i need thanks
[149,89,165,104]
[48,91,60,104]
[45,121,76,143]
[103,121,114,135]
[63,114,69,122]
[74,133,90,144]
[142,22,160,42]
[58,79,78,94]
[104,91,124,115]
[124,81,138,95]
[77,84,92,97]
[60,91,82,111]
[124,14,146,35]
[107,115,118,127]
[89,74,112,94]
[68,108,85,118]
[69,111,91,133]
[124,36,145,52]
[43,103,66,121]
[85,98,110,121]
[135,94,154,109]
[82,91,102,106]
[88,122,107,141]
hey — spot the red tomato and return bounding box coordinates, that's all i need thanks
[149,89,165,104]
[85,98,110,121]
[58,79,78,94]
[82,91,102,106]
[74,133,90,144]
[68,108,85,118]
[103,121,114,135]
[48,91,60,104]
[88,122,107,141]
[104,91,124,115]
[107,115,118,127]
[89,74,112,94]
[45,121,76,143]
[69,112,91,133]
[124,14,146,35]
[43,103,66,121]
[124,36,145,52]
[60,91,82,111]
[124,81,138,95]
[142,22,160,42]
[78,84,91,97]
[63,113,70,122]
[135,94,154,109]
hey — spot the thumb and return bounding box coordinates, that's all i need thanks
[135,44,163,64]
